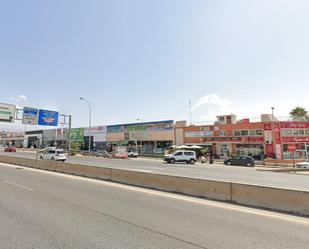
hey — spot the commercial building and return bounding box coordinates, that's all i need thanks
[176,114,309,160]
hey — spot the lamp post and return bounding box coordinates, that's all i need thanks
[271,107,276,159]
[80,97,92,152]
[136,118,143,154]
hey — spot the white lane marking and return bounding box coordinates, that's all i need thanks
[0,162,308,225]
[3,180,34,192]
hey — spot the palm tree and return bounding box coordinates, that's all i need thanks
[290,107,308,121]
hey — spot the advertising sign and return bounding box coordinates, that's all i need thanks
[0,103,16,123]
[70,128,84,141]
[288,144,297,152]
[38,109,59,126]
[22,107,38,125]
[84,126,107,142]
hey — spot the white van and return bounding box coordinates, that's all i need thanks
[40,148,67,162]
[164,150,197,164]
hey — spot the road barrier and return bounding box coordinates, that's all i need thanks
[0,155,308,216]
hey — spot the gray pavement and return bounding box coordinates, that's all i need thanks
[1,151,309,191]
[0,162,308,249]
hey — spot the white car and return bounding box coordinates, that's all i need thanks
[164,150,197,164]
[40,148,67,162]
[128,150,138,158]
[296,161,309,169]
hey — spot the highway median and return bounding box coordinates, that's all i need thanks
[0,155,308,216]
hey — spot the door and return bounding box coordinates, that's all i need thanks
[232,156,241,165]
[174,151,183,162]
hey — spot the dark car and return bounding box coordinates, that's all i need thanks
[224,156,255,167]
[4,146,17,152]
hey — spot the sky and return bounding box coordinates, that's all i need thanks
[1,0,309,131]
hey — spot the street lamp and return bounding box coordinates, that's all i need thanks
[271,107,276,159]
[136,118,143,154]
[80,97,92,152]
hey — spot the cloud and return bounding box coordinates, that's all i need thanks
[192,94,232,111]
[10,94,28,102]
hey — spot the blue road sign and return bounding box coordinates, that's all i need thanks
[38,109,59,126]
[22,107,39,125]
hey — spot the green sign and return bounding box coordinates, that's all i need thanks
[70,128,84,141]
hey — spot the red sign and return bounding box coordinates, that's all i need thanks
[247,137,264,143]
[264,123,272,131]
[280,122,309,129]
[288,144,297,152]
[282,137,309,143]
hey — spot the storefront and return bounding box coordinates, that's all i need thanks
[106,120,174,155]
[280,122,309,159]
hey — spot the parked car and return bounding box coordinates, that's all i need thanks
[296,161,309,169]
[224,156,255,167]
[128,149,138,158]
[39,148,66,162]
[4,146,16,152]
[112,146,129,159]
[164,150,197,164]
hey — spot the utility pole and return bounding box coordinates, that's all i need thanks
[271,107,276,159]
[80,97,92,152]
[189,100,192,126]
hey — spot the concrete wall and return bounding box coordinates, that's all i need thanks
[0,155,308,216]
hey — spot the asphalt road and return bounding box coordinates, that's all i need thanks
[0,162,308,249]
[0,151,309,191]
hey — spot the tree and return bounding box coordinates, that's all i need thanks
[290,107,309,121]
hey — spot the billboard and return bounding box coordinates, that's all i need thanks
[22,107,38,125]
[84,126,107,142]
[0,103,16,123]
[69,128,84,141]
[38,109,59,126]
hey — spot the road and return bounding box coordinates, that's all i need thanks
[1,151,309,191]
[0,162,308,249]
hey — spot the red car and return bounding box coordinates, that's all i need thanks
[4,146,17,152]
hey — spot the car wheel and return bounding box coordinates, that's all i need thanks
[51,157,55,161]
[190,159,195,165]
[170,158,175,164]
[246,162,252,167]
[62,160,66,162]
[227,161,232,165]
[40,156,43,160]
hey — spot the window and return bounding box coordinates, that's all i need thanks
[185,131,201,137]
[281,129,286,136]
[174,152,183,156]
[299,129,305,135]
[234,130,241,136]
[220,130,227,136]
[249,130,256,136]
[256,129,263,136]
[306,129,309,135]
[241,130,249,136]
[293,129,299,135]
[286,129,292,135]
[184,152,194,156]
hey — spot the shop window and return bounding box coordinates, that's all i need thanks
[233,130,241,136]
[249,130,256,136]
[293,129,299,135]
[241,130,249,136]
[299,129,305,135]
